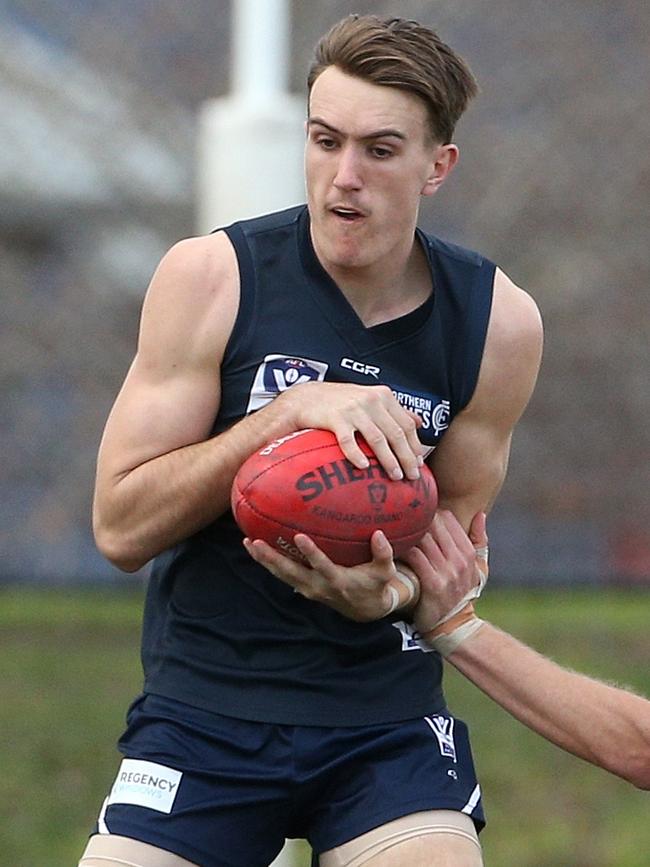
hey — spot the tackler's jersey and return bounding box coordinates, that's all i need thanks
[141,206,495,726]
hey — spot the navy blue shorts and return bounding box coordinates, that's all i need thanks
[91,694,484,867]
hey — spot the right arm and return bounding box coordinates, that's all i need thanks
[93,232,296,571]
[93,233,424,572]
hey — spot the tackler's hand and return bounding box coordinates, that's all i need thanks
[401,510,488,654]
[243,530,419,623]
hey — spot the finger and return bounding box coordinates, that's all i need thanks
[405,409,423,429]
[469,511,488,548]
[292,533,338,576]
[384,403,425,474]
[357,416,423,482]
[402,537,455,596]
[335,427,372,471]
[369,530,394,567]
[437,509,475,548]
[430,510,470,562]
[368,407,424,481]
[244,538,335,601]
[408,531,447,573]
[353,419,405,481]
[402,544,439,582]
[243,538,308,584]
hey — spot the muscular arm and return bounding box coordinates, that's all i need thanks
[430,268,543,529]
[93,233,301,571]
[447,622,650,790]
[94,233,424,573]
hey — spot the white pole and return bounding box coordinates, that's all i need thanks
[196,3,308,863]
[196,0,305,233]
[232,0,291,102]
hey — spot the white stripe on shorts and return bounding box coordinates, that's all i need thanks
[461,783,481,816]
[97,797,110,835]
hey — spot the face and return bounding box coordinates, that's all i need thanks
[305,65,457,274]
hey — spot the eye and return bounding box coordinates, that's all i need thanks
[369,145,394,159]
[315,136,338,150]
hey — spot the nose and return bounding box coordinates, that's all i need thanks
[333,145,362,191]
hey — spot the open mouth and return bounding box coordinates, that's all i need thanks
[331,207,364,222]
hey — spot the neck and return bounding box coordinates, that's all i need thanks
[319,234,432,327]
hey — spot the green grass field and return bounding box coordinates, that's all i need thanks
[1,587,649,866]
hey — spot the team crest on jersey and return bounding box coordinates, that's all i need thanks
[246,354,329,413]
[390,388,451,448]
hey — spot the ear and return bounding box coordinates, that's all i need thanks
[421,144,459,197]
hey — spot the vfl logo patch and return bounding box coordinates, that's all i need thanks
[247,354,328,413]
[107,759,182,814]
[425,715,458,763]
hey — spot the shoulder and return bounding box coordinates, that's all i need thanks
[425,233,484,265]
[463,268,543,427]
[220,204,306,242]
[138,231,240,367]
[148,231,238,300]
[488,268,544,363]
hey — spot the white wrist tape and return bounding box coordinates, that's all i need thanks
[424,617,485,657]
[394,569,418,605]
[384,570,419,616]
[385,585,401,616]
[430,545,489,629]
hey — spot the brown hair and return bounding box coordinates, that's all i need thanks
[307,15,478,143]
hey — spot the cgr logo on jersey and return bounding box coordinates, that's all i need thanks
[246,354,329,413]
[341,357,381,379]
[391,389,451,444]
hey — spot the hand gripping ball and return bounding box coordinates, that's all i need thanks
[231,428,438,566]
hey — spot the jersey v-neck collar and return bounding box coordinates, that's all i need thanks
[296,207,435,357]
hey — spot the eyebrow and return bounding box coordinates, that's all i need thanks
[307,117,407,141]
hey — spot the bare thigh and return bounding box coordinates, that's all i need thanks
[78,834,200,867]
[319,810,483,867]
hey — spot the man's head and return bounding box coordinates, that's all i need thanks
[304,15,477,278]
[307,15,478,146]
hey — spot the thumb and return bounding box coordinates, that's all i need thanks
[469,511,488,548]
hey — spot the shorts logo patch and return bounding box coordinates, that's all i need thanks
[425,715,457,763]
[247,354,329,413]
[107,759,182,814]
[392,620,434,652]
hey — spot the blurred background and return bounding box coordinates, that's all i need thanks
[1,1,649,865]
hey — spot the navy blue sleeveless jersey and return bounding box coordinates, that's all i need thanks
[141,205,495,727]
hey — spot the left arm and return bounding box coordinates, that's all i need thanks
[409,509,650,790]
[398,269,542,631]
[447,620,650,789]
[429,268,543,530]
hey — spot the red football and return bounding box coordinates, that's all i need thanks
[231,428,437,567]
